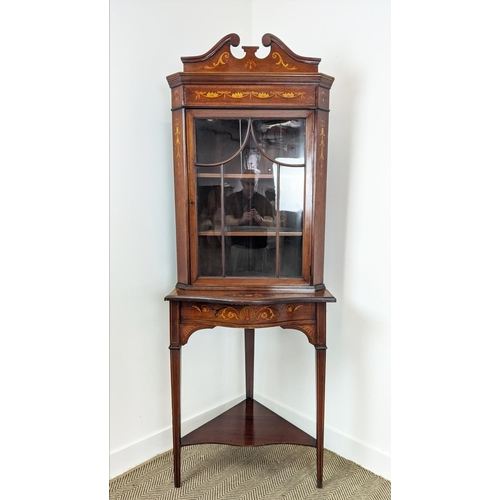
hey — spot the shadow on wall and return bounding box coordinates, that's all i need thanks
[324,60,371,441]
[326,59,358,301]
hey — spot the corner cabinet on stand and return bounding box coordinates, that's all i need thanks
[165,33,336,488]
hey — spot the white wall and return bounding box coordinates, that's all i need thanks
[110,0,391,480]
[251,0,391,478]
[109,0,252,477]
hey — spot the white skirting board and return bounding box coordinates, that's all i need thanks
[109,394,390,481]
[255,394,391,481]
[109,396,244,479]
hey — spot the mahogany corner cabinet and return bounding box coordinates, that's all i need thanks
[165,33,336,488]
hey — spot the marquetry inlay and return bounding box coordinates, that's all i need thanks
[201,48,297,72]
[183,302,315,328]
[272,52,297,70]
[172,115,183,167]
[216,306,278,321]
[294,325,316,345]
[203,52,230,70]
[286,304,303,313]
[194,90,305,100]
[172,88,182,109]
[319,119,326,162]
[245,59,257,70]
[166,33,335,489]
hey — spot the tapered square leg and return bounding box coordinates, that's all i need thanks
[316,346,326,488]
[245,329,255,399]
[169,301,182,488]
[170,346,181,487]
[316,302,327,488]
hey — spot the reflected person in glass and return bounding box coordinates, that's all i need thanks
[224,169,274,275]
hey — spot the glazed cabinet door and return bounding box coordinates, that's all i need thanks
[186,109,315,287]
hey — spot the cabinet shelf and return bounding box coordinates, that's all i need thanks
[181,398,316,448]
[198,229,302,237]
[197,173,275,179]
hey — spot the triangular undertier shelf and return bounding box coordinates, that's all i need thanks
[181,399,317,448]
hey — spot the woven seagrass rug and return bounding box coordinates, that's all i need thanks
[110,444,391,499]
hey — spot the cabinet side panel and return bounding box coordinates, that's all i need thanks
[171,108,190,285]
[311,110,330,286]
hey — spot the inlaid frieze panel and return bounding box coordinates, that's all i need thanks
[180,301,315,327]
[184,85,315,108]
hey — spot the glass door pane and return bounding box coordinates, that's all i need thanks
[195,119,249,165]
[277,164,304,277]
[195,118,246,277]
[197,169,226,277]
[224,163,276,277]
[194,117,306,279]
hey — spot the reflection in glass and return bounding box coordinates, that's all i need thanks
[224,169,275,276]
[253,120,305,165]
[195,119,249,166]
[194,118,306,278]
[197,179,233,276]
[277,163,304,277]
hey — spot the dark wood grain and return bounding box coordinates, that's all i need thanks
[166,288,336,304]
[165,34,335,489]
[245,329,254,400]
[168,296,328,487]
[181,399,316,447]
[168,301,182,487]
[167,34,333,293]
[178,33,321,74]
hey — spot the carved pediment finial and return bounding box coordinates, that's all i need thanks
[180,33,321,74]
